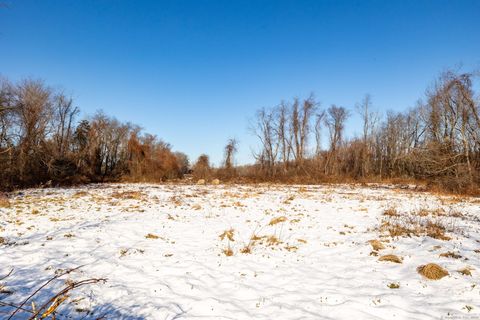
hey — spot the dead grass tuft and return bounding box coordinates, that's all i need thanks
[439,251,462,259]
[378,254,402,264]
[251,234,265,241]
[240,246,251,254]
[191,204,202,210]
[266,235,282,246]
[0,195,10,208]
[73,191,89,198]
[111,191,144,200]
[383,207,399,217]
[223,247,234,256]
[219,229,235,241]
[369,239,385,251]
[268,216,287,226]
[458,267,473,276]
[145,233,160,239]
[417,263,449,280]
[388,282,400,289]
[380,208,454,240]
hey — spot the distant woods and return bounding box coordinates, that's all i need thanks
[1,69,479,193]
[248,70,480,193]
[0,78,188,190]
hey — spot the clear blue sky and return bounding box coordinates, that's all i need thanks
[1,1,479,165]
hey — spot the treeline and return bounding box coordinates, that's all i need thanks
[244,70,480,193]
[0,78,188,190]
[2,70,479,193]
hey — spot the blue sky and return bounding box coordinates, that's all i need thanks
[0,0,479,165]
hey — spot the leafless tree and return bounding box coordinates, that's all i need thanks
[355,94,379,177]
[290,95,316,167]
[251,107,279,176]
[224,138,238,171]
[324,105,349,175]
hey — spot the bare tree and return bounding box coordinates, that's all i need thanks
[290,95,316,167]
[355,94,379,177]
[276,101,291,172]
[13,79,53,183]
[224,138,238,171]
[324,105,349,175]
[51,94,79,158]
[251,107,279,176]
[314,110,325,157]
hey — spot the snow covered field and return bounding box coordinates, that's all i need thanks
[1,183,479,319]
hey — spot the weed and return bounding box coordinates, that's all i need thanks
[219,229,235,241]
[378,254,402,264]
[458,267,473,276]
[417,263,449,280]
[439,251,462,259]
[369,239,385,251]
[388,282,400,289]
[268,216,287,226]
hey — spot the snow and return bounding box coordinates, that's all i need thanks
[1,183,479,319]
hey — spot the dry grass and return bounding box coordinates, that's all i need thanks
[219,229,235,241]
[268,216,287,226]
[191,204,202,210]
[417,263,449,280]
[458,267,473,276]
[380,208,456,240]
[111,191,144,200]
[439,251,462,259]
[73,191,89,198]
[369,239,385,251]
[223,247,234,256]
[0,196,10,208]
[266,235,282,246]
[251,234,265,241]
[388,282,400,289]
[378,254,402,264]
[284,245,298,252]
[1,267,105,319]
[240,246,251,254]
[383,207,399,217]
[145,233,160,239]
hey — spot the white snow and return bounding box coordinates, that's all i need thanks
[1,183,479,319]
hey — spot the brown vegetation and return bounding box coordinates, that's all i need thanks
[268,216,288,226]
[369,239,385,251]
[0,78,185,191]
[439,251,462,259]
[0,267,105,319]
[233,70,480,194]
[417,263,449,280]
[2,69,479,194]
[380,208,455,240]
[0,193,9,208]
[378,254,402,264]
[219,229,235,241]
[457,267,473,276]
